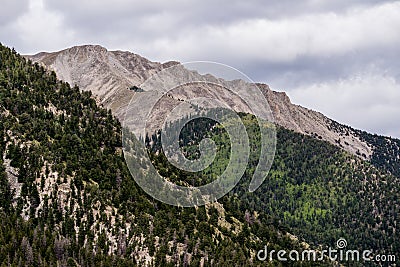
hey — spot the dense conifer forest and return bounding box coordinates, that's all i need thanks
[0,43,398,266]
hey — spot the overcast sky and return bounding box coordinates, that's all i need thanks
[1,0,399,137]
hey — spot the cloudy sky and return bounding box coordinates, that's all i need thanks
[1,0,399,137]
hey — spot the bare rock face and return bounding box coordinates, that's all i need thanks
[28,45,372,158]
[28,45,163,119]
[259,84,372,157]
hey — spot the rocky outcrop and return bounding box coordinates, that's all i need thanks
[28,45,372,158]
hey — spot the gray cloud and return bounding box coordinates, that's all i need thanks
[0,0,399,137]
[288,72,400,137]
[43,0,397,28]
[0,0,29,25]
[245,44,400,90]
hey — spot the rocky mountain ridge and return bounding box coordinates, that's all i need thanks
[28,45,372,158]
[1,43,398,266]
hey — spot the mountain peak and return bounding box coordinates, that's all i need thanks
[28,45,373,158]
[67,44,108,52]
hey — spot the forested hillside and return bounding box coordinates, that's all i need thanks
[0,43,398,266]
[329,120,400,179]
[0,44,323,266]
[148,113,400,262]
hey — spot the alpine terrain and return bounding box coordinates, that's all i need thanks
[0,43,398,266]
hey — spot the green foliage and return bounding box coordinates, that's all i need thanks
[149,113,400,264]
[1,43,398,266]
[329,120,400,178]
[0,44,320,266]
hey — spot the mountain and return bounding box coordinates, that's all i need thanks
[1,43,327,266]
[1,43,399,266]
[29,45,373,159]
[30,45,400,189]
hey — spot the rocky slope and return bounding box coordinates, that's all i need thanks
[28,45,372,158]
[2,44,398,266]
[2,44,330,266]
